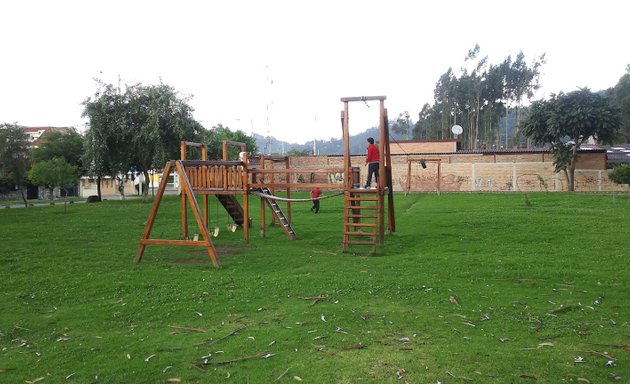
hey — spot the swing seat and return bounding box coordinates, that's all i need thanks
[212,227,220,237]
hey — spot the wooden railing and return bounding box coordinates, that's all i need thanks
[178,160,248,192]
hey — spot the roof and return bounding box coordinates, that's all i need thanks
[21,126,72,148]
[604,145,630,165]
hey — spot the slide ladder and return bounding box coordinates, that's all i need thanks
[259,187,297,239]
[342,189,379,254]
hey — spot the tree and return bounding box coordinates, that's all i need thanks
[0,123,30,206]
[125,83,203,202]
[32,128,85,172]
[28,157,79,199]
[614,64,630,142]
[418,45,545,149]
[522,88,621,191]
[82,80,130,200]
[200,124,258,160]
[502,52,546,141]
[391,111,412,139]
[83,80,204,202]
[31,128,84,196]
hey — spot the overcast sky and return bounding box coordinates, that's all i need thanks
[1,0,628,144]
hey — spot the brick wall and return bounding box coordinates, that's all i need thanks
[389,140,458,154]
[285,151,627,192]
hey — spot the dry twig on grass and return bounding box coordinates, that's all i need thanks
[193,325,247,347]
[169,325,207,334]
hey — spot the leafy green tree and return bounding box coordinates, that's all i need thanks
[0,123,30,206]
[614,64,630,142]
[82,80,130,200]
[83,80,204,202]
[125,83,203,202]
[28,157,79,199]
[522,88,621,191]
[32,128,84,173]
[200,124,258,160]
[419,45,544,149]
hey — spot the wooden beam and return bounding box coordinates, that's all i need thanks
[248,182,345,190]
[340,96,387,102]
[250,167,346,174]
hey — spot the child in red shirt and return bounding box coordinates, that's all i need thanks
[364,137,379,188]
[310,187,322,213]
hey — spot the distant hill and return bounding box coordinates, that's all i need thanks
[252,127,406,156]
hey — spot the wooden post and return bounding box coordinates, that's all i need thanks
[242,152,249,243]
[405,158,411,195]
[383,112,395,233]
[285,156,291,223]
[202,143,208,227]
[342,103,351,190]
[259,154,266,237]
[377,100,386,245]
[180,141,188,239]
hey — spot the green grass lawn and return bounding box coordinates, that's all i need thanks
[1,193,629,383]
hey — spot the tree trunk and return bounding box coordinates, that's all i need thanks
[142,170,150,203]
[97,176,102,200]
[20,187,28,208]
[568,143,580,192]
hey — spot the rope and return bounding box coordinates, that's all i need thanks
[249,190,344,202]
[388,133,410,156]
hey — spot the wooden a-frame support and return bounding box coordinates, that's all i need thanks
[135,160,221,268]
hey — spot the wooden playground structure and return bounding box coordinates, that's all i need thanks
[135,96,396,268]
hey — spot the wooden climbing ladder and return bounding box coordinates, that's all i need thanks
[342,189,379,253]
[340,96,395,254]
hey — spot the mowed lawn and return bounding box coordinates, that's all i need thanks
[1,192,628,383]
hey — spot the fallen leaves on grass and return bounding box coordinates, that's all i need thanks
[449,295,459,305]
[144,353,156,362]
[25,377,45,384]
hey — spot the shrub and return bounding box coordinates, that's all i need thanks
[609,163,630,184]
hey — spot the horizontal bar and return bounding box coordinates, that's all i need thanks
[179,160,242,166]
[340,96,386,102]
[140,239,211,246]
[250,168,345,174]
[248,182,345,190]
[182,141,205,148]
